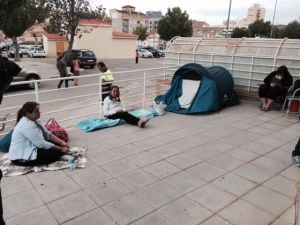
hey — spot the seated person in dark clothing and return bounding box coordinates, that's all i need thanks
[258,65,293,111]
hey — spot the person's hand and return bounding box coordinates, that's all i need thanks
[116,109,125,113]
[60,141,70,148]
[270,83,276,87]
[61,146,70,153]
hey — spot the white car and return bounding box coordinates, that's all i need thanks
[138,49,153,58]
[28,47,47,58]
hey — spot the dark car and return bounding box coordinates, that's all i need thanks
[64,49,96,68]
[141,46,160,58]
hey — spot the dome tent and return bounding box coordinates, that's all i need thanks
[155,63,238,114]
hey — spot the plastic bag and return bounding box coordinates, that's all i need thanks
[153,101,166,116]
[45,118,68,142]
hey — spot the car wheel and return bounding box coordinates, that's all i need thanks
[25,74,40,89]
[90,65,95,69]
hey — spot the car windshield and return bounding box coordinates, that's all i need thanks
[82,51,95,57]
[36,47,44,51]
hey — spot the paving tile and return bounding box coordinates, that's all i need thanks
[263,175,298,198]
[1,176,33,197]
[186,162,227,182]
[101,158,138,176]
[3,189,44,218]
[111,143,144,157]
[5,205,58,225]
[232,164,275,183]
[188,184,236,212]
[226,148,259,162]
[279,204,295,225]
[162,171,206,194]
[70,166,111,189]
[148,144,180,159]
[26,170,67,186]
[207,155,244,171]
[36,176,80,203]
[265,147,293,165]
[131,212,174,225]
[166,152,203,169]
[116,169,157,191]
[222,131,262,146]
[218,199,275,225]
[143,160,181,179]
[163,139,201,153]
[84,179,130,206]
[88,150,122,166]
[201,215,233,225]
[47,192,97,224]
[270,218,293,225]
[62,208,115,225]
[200,140,239,153]
[239,141,275,155]
[242,186,294,216]
[247,126,275,136]
[188,148,219,161]
[280,166,300,182]
[212,173,256,196]
[159,196,212,225]
[102,193,153,225]
[250,156,289,173]
[126,151,161,167]
[136,181,181,209]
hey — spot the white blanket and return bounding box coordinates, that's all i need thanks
[178,79,201,108]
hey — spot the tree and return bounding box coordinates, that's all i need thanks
[157,7,192,41]
[248,20,271,38]
[0,0,48,61]
[231,27,250,38]
[133,26,148,44]
[45,0,106,57]
[283,21,300,39]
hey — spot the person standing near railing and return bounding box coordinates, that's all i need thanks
[72,55,80,86]
[57,55,69,89]
[97,62,114,101]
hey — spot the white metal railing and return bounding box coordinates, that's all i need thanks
[0,66,177,136]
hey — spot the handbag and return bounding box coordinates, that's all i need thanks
[44,118,68,142]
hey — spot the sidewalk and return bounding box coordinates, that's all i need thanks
[2,100,300,225]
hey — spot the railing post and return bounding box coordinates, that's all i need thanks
[99,75,103,117]
[248,56,254,93]
[34,81,39,103]
[211,55,214,66]
[143,72,146,109]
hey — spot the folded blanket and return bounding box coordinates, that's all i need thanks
[0,146,87,177]
[76,109,156,132]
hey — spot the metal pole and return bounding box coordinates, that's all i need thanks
[270,0,278,38]
[226,0,232,38]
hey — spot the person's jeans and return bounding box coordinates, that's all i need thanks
[58,73,69,88]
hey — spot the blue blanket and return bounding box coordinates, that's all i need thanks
[76,109,155,132]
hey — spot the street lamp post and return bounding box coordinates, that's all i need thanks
[226,0,232,38]
[270,0,278,38]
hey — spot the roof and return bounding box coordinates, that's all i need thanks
[112,32,138,39]
[44,32,67,41]
[79,18,111,26]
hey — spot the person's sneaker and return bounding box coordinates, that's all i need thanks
[292,155,300,166]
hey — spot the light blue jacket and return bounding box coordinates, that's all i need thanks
[9,116,54,161]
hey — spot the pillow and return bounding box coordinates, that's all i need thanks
[0,130,13,153]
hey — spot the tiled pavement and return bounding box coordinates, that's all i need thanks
[2,100,300,225]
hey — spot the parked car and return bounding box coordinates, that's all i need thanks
[28,46,47,58]
[8,47,24,58]
[137,49,153,58]
[0,45,12,57]
[64,49,97,68]
[19,46,30,56]
[158,49,166,57]
[12,66,41,89]
[140,46,160,58]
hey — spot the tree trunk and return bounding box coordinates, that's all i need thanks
[13,37,20,62]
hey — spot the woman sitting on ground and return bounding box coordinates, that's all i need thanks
[103,86,149,127]
[9,102,70,166]
[258,65,293,111]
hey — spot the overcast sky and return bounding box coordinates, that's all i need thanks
[92,0,299,26]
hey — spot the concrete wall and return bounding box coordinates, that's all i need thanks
[74,25,137,59]
[43,35,68,57]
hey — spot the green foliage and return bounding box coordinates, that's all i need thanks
[133,26,148,41]
[231,27,250,38]
[283,21,300,39]
[248,20,271,37]
[45,0,106,53]
[157,7,192,41]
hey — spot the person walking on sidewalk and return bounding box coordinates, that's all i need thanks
[57,55,69,88]
[72,55,80,86]
[135,49,139,64]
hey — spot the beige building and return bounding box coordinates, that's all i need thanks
[192,20,224,38]
[238,3,266,28]
[73,18,137,59]
[43,33,68,57]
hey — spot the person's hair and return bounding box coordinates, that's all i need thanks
[97,62,106,68]
[276,65,289,76]
[108,85,120,101]
[16,102,39,123]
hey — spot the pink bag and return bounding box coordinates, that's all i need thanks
[44,118,68,142]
